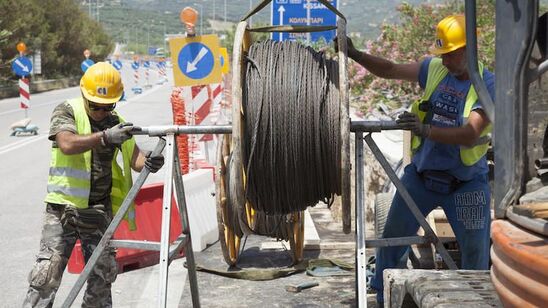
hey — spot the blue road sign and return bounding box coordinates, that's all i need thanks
[81,59,95,72]
[148,47,157,55]
[12,56,33,77]
[271,0,338,42]
[113,60,123,70]
[177,42,215,80]
[132,61,139,70]
[157,61,165,69]
[143,61,150,68]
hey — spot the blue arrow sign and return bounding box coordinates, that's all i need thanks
[157,61,165,69]
[12,56,33,77]
[132,61,139,70]
[271,0,338,42]
[148,47,157,56]
[81,59,95,72]
[113,60,123,70]
[177,42,215,80]
[143,61,150,68]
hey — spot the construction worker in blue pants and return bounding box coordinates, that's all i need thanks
[371,163,491,302]
[336,14,495,304]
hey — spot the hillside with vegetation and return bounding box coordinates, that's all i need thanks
[81,0,450,55]
[1,0,545,88]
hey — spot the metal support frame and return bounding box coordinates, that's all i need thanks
[352,121,458,308]
[62,125,231,308]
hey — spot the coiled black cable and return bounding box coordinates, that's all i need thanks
[242,40,341,216]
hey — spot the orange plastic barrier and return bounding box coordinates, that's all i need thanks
[67,183,184,274]
[171,87,189,174]
[491,219,548,307]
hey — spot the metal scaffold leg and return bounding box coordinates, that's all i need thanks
[351,121,458,307]
[61,133,202,308]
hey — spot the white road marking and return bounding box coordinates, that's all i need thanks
[0,135,48,155]
[0,84,169,156]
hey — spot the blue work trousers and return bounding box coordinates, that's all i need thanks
[370,164,491,303]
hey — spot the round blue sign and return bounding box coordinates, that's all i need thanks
[113,60,123,70]
[143,61,150,68]
[178,42,214,80]
[81,59,95,72]
[131,61,139,70]
[12,56,33,77]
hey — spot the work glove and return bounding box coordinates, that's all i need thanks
[145,151,164,173]
[396,112,431,138]
[333,35,358,58]
[103,122,134,145]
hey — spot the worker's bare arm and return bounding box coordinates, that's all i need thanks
[55,130,102,155]
[428,109,490,147]
[131,145,146,172]
[349,50,421,82]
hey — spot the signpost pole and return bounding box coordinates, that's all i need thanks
[19,77,30,118]
[306,0,311,43]
[14,42,32,118]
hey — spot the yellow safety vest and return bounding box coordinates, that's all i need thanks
[45,97,137,230]
[410,58,492,166]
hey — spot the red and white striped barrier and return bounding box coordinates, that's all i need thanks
[133,69,139,86]
[157,65,167,83]
[19,77,30,112]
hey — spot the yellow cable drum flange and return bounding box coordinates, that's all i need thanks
[216,13,350,267]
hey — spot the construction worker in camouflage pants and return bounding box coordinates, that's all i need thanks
[23,62,165,307]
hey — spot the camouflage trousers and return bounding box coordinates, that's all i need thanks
[22,203,117,308]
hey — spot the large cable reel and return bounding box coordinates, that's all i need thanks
[215,1,350,267]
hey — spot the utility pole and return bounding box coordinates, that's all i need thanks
[249,0,252,27]
[193,3,204,35]
[224,0,227,22]
[160,21,167,56]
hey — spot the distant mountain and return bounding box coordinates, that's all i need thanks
[81,0,548,52]
[82,0,447,45]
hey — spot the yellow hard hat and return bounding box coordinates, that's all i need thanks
[430,15,466,55]
[80,62,124,104]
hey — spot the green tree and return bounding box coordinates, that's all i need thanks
[0,0,113,81]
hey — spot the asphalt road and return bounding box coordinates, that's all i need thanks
[0,63,189,307]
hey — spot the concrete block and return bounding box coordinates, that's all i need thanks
[384,269,501,308]
[183,168,218,251]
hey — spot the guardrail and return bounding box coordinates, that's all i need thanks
[0,77,79,99]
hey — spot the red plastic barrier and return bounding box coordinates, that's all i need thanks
[67,183,184,274]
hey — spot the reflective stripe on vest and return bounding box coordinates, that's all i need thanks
[410,58,492,166]
[44,98,137,230]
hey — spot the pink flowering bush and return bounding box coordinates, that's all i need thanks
[349,0,495,113]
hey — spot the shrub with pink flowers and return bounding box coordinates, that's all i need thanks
[349,0,495,113]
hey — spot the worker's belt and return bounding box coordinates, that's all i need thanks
[61,205,111,232]
[420,170,462,194]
